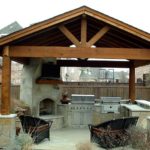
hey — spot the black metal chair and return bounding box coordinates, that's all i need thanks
[88,117,139,148]
[19,115,53,143]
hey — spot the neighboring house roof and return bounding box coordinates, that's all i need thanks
[0,6,150,47]
[0,21,22,66]
[0,21,22,37]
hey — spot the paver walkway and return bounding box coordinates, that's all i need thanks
[32,128,134,150]
[32,128,100,150]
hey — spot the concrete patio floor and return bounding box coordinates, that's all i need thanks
[32,128,100,150]
[32,128,134,150]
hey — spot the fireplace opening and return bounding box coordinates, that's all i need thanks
[39,98,55,115]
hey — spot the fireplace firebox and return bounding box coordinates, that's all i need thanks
[39,98,55,115]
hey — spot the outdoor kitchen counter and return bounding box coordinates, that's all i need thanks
[121,104,150,112]
[93,104,122,125]
[121,102,150,129]
[135,100,150,108]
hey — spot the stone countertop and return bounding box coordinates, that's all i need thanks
[121,104,150,112]
[57,103,72,106]
[136,100,150,106]
[39,115,64,119]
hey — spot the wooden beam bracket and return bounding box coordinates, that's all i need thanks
[87,26,110,47]
[58,25,81,47]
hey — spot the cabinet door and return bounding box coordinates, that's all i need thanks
[82,111,92,126]
[71,111,81,127]
[69,105,93,128]
[71,111,92,127]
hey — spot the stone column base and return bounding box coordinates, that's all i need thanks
[0,114,17,148]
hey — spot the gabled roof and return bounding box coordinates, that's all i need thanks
[0,21,22,37]
[0,6,150,48]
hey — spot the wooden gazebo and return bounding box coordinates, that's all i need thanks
[0,6,150,115]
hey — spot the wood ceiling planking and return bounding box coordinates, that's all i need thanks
[109,29,147,48]
[111,27,150,48]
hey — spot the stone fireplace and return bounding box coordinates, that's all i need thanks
[20,58,62,117]
[39,98,55,116]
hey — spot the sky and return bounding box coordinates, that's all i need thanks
[0,0,150,33]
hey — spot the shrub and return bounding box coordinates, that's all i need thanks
[6,133,33,150]
[76,141,97,150]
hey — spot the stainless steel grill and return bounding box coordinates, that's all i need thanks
[100,97,121,114]
[71,94,95,104]
[68,94,95,128]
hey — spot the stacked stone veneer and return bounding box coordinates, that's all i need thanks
[20,58,61,117]
[0,114,16,148]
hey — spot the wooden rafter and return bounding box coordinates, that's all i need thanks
[9,46,150,60]
[12,58,30,65]
[108,31,144,48]
[81,15,87,47]
[87,26,110,47]
[58,25,80,47]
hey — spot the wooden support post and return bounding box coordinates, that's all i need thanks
[81,15,87,47]
[1,46,11,114]
[129,61,135,103]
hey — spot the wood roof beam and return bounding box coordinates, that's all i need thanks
[87,26,110,47]
[9,46,150,60]
[57,60,130,68]
[134,60,150,67]
[58,25,81,47]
